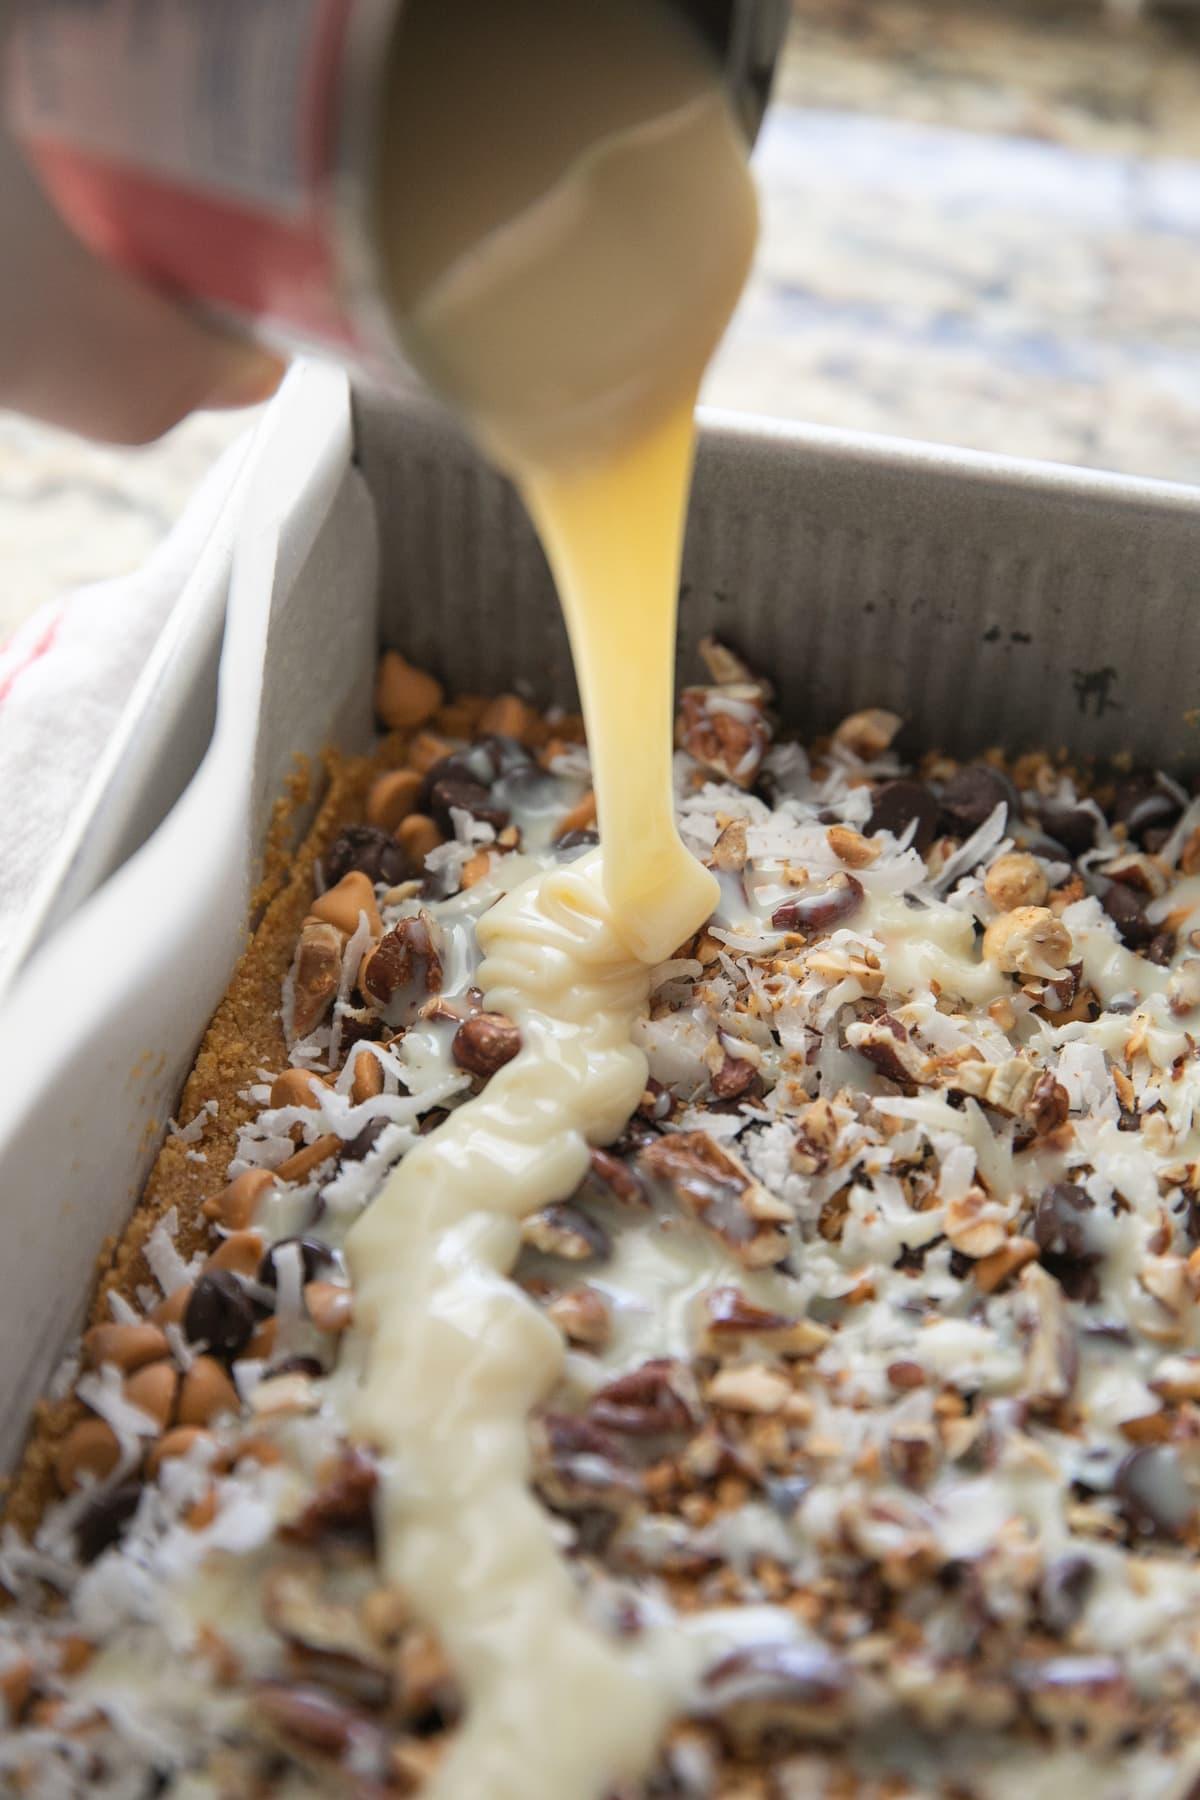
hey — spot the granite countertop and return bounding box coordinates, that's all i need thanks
[3,0,1199,643]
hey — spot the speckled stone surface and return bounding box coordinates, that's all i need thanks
[3,0,1199,642]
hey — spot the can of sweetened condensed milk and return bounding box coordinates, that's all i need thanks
[5,0,786,382]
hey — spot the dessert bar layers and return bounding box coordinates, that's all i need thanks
[5,647,1200,1798]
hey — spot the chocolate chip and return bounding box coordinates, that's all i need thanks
[1114,773,1180,847]
[320,825,407,891]
[420,753,510,834]
[866,779,937,853]
[257,1237,337,1290]
[1147,929,1175,967]
[340,1116,389,1163]
[1036,801,1096,858]
[1038,1554,1095,1635]
[1034,1182,1102,1302]
[1116,1446,1194,1540]
[938,764,1014,837]
[1033,1183,1093,1261]
[75,1481,142,1564]
[1102,880,1156,948]
[184,1271,257,1357]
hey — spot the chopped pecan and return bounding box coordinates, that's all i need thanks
[360,914,442,1027]
[254,1681,389,1767]
[451,1010,521,1077]
[772,872,864,934]
[262,1565,388,1671]
[700,1642,851,1749]
[707,1363,792,1415]
[710,1051,762,1102]
[531,1412,642,1512]
[1017,1264,1078,1411]
[521,1202,610,1262]
[588,1358,699,1438]
[639,1132,791,1268]
[697,1287,829,1358]
[580,1145,649,1208]
[292,919,343,1039]
[1015,1656,1132,1741]
[546,1284,612,1349]
[281,1447,377,1547]
[712,818,748,871]
[676,684,770,788]
[845,1013,929,1088]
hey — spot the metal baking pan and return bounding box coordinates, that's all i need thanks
[0,361,1197,1469]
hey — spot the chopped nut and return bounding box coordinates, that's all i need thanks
[262,1564,388,1669]
[826,823,880,868]
[944,1186,1008,1259]
[291,918,343,1038]
[701,1642,851,1749]
[588,1358,699,1437]
[677,684,770,788]
[1018,1263,1078,1410]
[712,817,748,872]
[451,1010,522,1077]
[1100,851,1168,899]
[521,1202,610,1262]
[973,1237,1039,1293]
[546,1285,612,1349]
[361,914,443,1026]
[1168,958,1200,1017]
[699,636,758,687]
[982,906,1073,977]
[349,1045,385,1105]
[772,872,864,934]
[640,1132,790,1268]
[845,1013,929,1087]
[282,1447,377,1545]
[984,852,1048,911]
[832,708,902,761]
[697,1287,829,1357]
[707,1363,792,1415]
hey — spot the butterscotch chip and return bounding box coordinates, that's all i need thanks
[406,730,454,775]
[477,692,538,742]
[202,1167,277,1230]
[396,812,443,867]
[366,768,423,834]
[204,1231,267,1279]
[178,1357,240,1428]
[374,651,443,731]
[124,1361,179,1432]
[146,1427,214,1479]
[54,1420,121,1494]
[554,790,597,840]
[309,871,382,938]
[82,1322,169,1373]
[275,1134,341,1183]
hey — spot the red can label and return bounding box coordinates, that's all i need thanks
[7,0,365,352]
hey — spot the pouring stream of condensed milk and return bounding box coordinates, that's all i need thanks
[348,2,761,1792]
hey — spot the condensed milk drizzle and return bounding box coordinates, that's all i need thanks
[347,3,760,1792]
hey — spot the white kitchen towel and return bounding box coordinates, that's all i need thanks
[0,430,252,964]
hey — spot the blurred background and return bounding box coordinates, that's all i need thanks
[3,0,1199,639]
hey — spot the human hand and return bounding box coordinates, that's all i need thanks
[0,126,284,444]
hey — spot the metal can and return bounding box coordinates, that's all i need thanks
[5,0,786,382]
